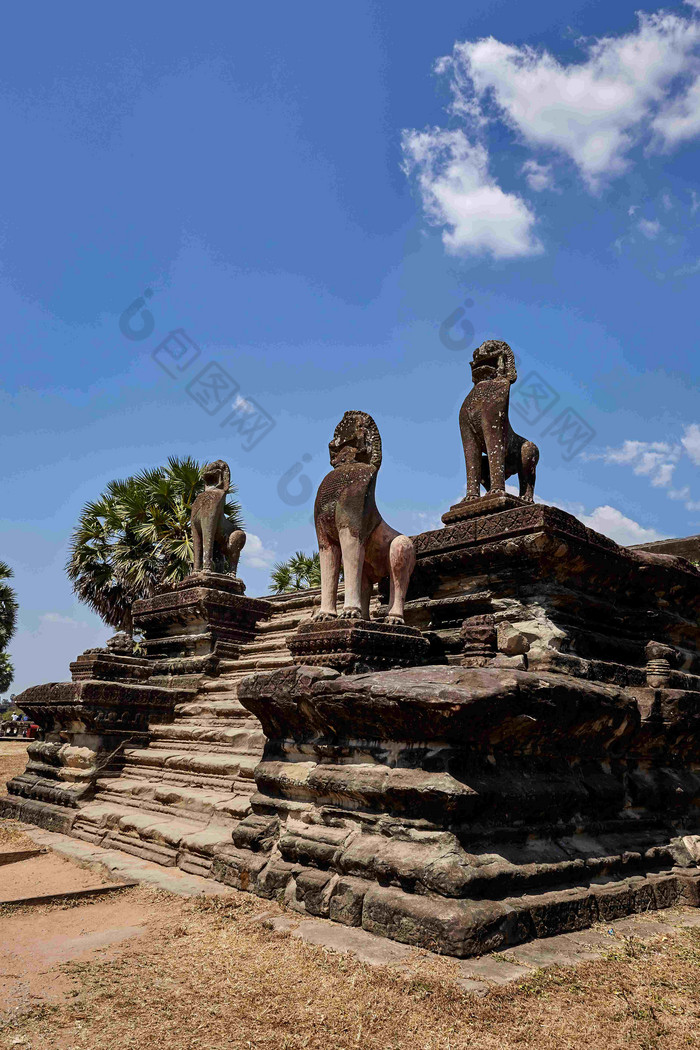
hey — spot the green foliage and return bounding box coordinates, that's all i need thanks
[0,562,18,695]
[0,653,13,694]
[67,457,243,631]
[270,551,322,593]
[0,561,18,652]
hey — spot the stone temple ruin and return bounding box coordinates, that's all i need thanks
[3,341,700,957]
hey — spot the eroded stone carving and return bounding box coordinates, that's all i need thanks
[190,460,246,574]
[646,640,677,687]
[459,340,539,501]
[313,411,415,624]
[460,614,496,667]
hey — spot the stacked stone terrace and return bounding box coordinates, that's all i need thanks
[68,588,323,874]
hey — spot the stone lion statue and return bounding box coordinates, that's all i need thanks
[190,460,246,574]
[459,339,539,501]
[313,411,415,624]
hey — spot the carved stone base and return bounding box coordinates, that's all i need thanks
[406,501,700,671]
[288,619,428,674]
[441,492,531,525]
[222,663,700,958]
[132,572,271,675]
[460,614,497,667]
[3,675,191,812]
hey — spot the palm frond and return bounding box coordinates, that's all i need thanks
[67,457,245,630]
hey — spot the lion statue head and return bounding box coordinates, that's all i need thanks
[202,460,231,491]
[470,339,517,385]
[328,410,383,470]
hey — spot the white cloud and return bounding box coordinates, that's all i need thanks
[402,129,541,258]
[638,217,662,239]
[403,6,700,257]
[240,533,277,570]
[681,422,700,464]
[231,394,254,415]
[628,204,639,216]
[587,439,681,487]
[674,257,700,276]
[411,510,443,532]
[521,159,555,191]
[668,485,692,500]
[440,10,700,189]
[40,612,88,627]
[691,189,700,213]
[652,68,700,146]
[578,505,665,545]
[587,426,700,512]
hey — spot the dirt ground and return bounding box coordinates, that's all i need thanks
[0,742,31,797]
[1,745,699,1049]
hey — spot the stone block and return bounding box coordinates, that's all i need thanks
[289,618,428,675]
[232,814,279,852]
[591,882,634,922]
[329,876,369,927]
[211,847,268,892]
[361,885,530,957]
[295,868,335,917]
[648,874,683,910]
[527,888,598,938]
[674,870,700,906]
[256,859,300,901]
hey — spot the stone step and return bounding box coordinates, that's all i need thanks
[147,723,264,749]
[72,801,236,874]
[173,699,250,719]
[226,653,291,671]
[117,762,256,798]
[238,637,293,656]
[95,776,253,822]
[201,678,241,695]
[257,607,314,626]
[123,747,259,780]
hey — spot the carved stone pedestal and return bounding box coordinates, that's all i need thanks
[288,618,428,674]
[216,662,700,959]
[2,575,272,832]
[406,501,700,671]
[0,645,192,831]
[132,572,271,676]
[460,614,497,667]
[441,492,530,525]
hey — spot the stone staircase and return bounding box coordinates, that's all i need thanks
[69,588,322,874]
[219,588,323,680]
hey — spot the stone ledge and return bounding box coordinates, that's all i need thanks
[288,620,429,674]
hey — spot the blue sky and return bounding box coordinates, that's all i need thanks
[3,0,700,696]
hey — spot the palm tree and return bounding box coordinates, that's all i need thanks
[67,457,243,631]
[0,562,17,693]
[0,562,18,650]
[270,551,322,593]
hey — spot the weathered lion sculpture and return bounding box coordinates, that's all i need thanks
[190,459,246,574]
[459,339,539,501]
[313,411,415,624]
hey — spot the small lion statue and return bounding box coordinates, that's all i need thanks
[190,460,246,575]
[314,411,415,624]
[459,339,539,501]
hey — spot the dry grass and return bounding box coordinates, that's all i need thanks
[1,888,698,1050]
[1,743,699,1048]
[0,744,33,851]
[0,742,29,797]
